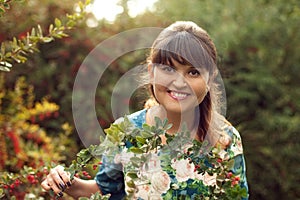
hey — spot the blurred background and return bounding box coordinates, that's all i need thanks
[0,0,299,199]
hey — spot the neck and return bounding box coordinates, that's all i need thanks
[166,110,197,135]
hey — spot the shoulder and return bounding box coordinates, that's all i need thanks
[224,123,244,156]
[216,123,245,160]
[224,124,242,141]
[114,109,147,128]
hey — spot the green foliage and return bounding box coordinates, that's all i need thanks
[44,116,246,199]
[76,117,245,199]
[0,0,91,71]
[0,0,22,16]
[0,75,75,199]
[0,0,299,199]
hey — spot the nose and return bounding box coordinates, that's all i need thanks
[172,73,187,88]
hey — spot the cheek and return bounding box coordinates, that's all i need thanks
[189,81,207,101]
[153,74,173,87]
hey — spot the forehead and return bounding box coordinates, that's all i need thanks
[151,35,214,73]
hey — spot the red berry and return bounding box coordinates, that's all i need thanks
[93,165,98,170]
[27,175,36,184]
[231,180,238,186]
[82,171,89,176]
[226,172,233,178]
[14,179,21,186]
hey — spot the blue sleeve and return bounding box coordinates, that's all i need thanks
[232,154,249,200]
[226,126,249,200]
[94,156,126,200]
[93,109,146,199]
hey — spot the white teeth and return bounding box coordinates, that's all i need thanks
[171,91,187,98]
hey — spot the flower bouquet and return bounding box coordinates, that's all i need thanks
[66,116,247,200]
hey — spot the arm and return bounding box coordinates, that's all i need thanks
[41,165,100,199]
[231,154,249,200]
[65,178,100,199]
[94,156,126,200]
[225,126,249,200]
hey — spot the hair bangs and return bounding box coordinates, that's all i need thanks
[151,31,214,72]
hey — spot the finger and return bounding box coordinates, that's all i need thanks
[41,179,51,191]
[56,166,72,187]
[48,179,64,198]
[49,168,66,192]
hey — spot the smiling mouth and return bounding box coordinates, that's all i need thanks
[168,90,189,100]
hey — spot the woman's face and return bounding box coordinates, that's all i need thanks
[150,59,208,114]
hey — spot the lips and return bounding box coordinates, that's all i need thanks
[168,90,189,100]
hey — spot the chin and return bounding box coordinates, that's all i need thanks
[163,103,197,115]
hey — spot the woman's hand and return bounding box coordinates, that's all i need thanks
[41,165,72,198]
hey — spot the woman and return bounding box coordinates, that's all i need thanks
[41,21,249,199]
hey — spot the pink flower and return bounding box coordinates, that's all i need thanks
[135,184,151,200]
[195,172,217,186]
[150,170,171,195]
[171,159,195,182]
[144,153,161,173]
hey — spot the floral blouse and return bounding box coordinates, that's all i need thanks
[95,109,249,199]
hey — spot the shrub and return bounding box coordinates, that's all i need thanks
[0,75,75,199]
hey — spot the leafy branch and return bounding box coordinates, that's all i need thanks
[0,0,21,15]
[57,116,247,199]
[0,0,91,72]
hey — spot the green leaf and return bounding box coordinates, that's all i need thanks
[49,24,54,33]
[78,1,84,11]
[3,3,9,9]
[126,179,135,188]
[55,18,62,27]
[41,37,54,43]
[126,172,138,179]
[66,20,76,28]
[136,136,146,144]
[129,147,144,154]
[0,6,5,14]
[37,24,43,37]
[154,116,162,127]
[142,123,152,132]
[141,130,154,138]
[31,28,36,36]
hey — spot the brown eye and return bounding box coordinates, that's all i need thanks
[189,69,200,77]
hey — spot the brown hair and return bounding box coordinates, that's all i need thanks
[146,21,219,141]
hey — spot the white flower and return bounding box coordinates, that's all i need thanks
[195,172,217,186]
[135,184,151,200]
[218,149,229,160]
[171,158,195,182]
[120,149,135,165]
[145,153,161,173]
[150,170,171,195]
